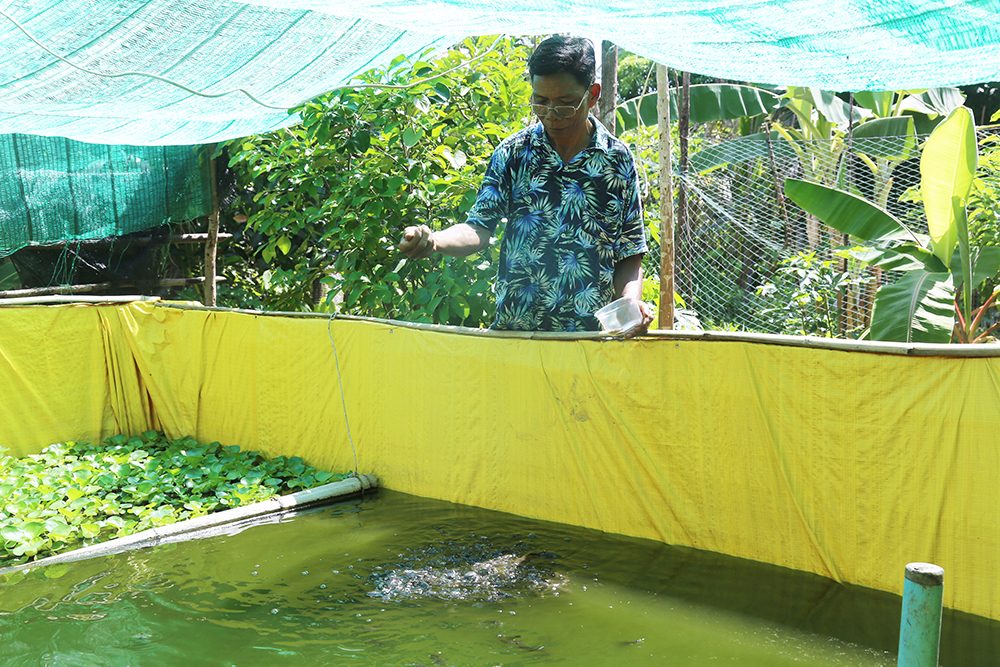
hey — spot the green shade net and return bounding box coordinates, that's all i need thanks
[0,0,998,256]
[1,0,999,146]
[0,135,210,257]
[0,0,450,145]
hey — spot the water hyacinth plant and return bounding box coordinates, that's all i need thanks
[0,432,348,566]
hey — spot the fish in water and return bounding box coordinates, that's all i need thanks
[497,633,546,652]
[368,540,565,602]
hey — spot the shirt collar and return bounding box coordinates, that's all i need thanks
[530,115,613,155]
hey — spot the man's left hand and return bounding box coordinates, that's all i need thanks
[622,299,654,338]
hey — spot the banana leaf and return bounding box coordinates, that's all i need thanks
[854,243,948,273]
[787,88,871,126]
[908,88,966,117]
[851,116,916,160]
[616,84,780,131]
[870,271,955,343]
[784,179,909,241]
[853,91,894,118]
[971,247,1000,288]
[920,107,977,266]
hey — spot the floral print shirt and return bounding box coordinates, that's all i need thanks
[467,117,646,331]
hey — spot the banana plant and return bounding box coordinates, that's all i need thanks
[785,107,1000,343]
[616,83,781,130]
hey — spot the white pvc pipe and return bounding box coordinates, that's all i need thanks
[0,474,378,576]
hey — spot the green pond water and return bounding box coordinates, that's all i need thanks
[1,490,997,666]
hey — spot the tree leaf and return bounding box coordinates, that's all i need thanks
[276,235,292,256]
[870,271,955,343]
[352,130,371,153]
[433,83,451,100]
[402,127,422,147]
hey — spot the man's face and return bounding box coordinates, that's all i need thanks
[530,72,598,138]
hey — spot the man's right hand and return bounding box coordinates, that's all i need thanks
[398,225,436,259]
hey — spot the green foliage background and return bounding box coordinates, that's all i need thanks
[217,38,1000,338]
[224,37,532,326]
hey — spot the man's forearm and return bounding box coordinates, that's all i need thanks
[432,223,491,257]
[613,254,644,300]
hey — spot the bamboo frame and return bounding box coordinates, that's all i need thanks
[0,277,223,299]
[151,301,1000,357]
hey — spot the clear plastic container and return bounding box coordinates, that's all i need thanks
[594,297,643,334]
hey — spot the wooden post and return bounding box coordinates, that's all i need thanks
[599,40,618,135]
[677,71,690,298]
[656,64,674,330]
[203,157,220,307]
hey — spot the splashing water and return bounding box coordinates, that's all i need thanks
[368,538,567,602]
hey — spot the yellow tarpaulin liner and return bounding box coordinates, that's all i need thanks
[1,301,998,621]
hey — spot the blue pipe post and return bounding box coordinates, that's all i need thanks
[897,562,944,667]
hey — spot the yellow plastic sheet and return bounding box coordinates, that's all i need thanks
[0,301,998,621]
[0,304,132,448]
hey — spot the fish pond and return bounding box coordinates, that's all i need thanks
[1,490,997,665]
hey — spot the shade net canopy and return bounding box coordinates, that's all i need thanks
[0,0,452,145]
[1,0,999,145]
[0,134,210,256]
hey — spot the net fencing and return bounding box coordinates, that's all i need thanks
[672,127,1000,337]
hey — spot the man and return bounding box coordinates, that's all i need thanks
[398,35,653,333]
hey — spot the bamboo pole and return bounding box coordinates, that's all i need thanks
[0,276,224,299]
[656,64,674,330]
[24,232,231,248]
[203,156,220,306]
[154,301,1000,357]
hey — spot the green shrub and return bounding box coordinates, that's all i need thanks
[224,36,532,324]
[755,251,863,337]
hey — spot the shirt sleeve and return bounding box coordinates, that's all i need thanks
[614,152,648,262]
[465,142,512,234]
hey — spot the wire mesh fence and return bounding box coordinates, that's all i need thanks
[672,127,999,338]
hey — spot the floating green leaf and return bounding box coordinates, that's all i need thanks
[0,434,349,567]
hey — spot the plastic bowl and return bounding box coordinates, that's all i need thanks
[594,297,642,334]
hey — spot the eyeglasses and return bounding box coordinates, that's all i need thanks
[530,92,590,120]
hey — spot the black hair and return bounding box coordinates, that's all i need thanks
[527,35,596,89]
